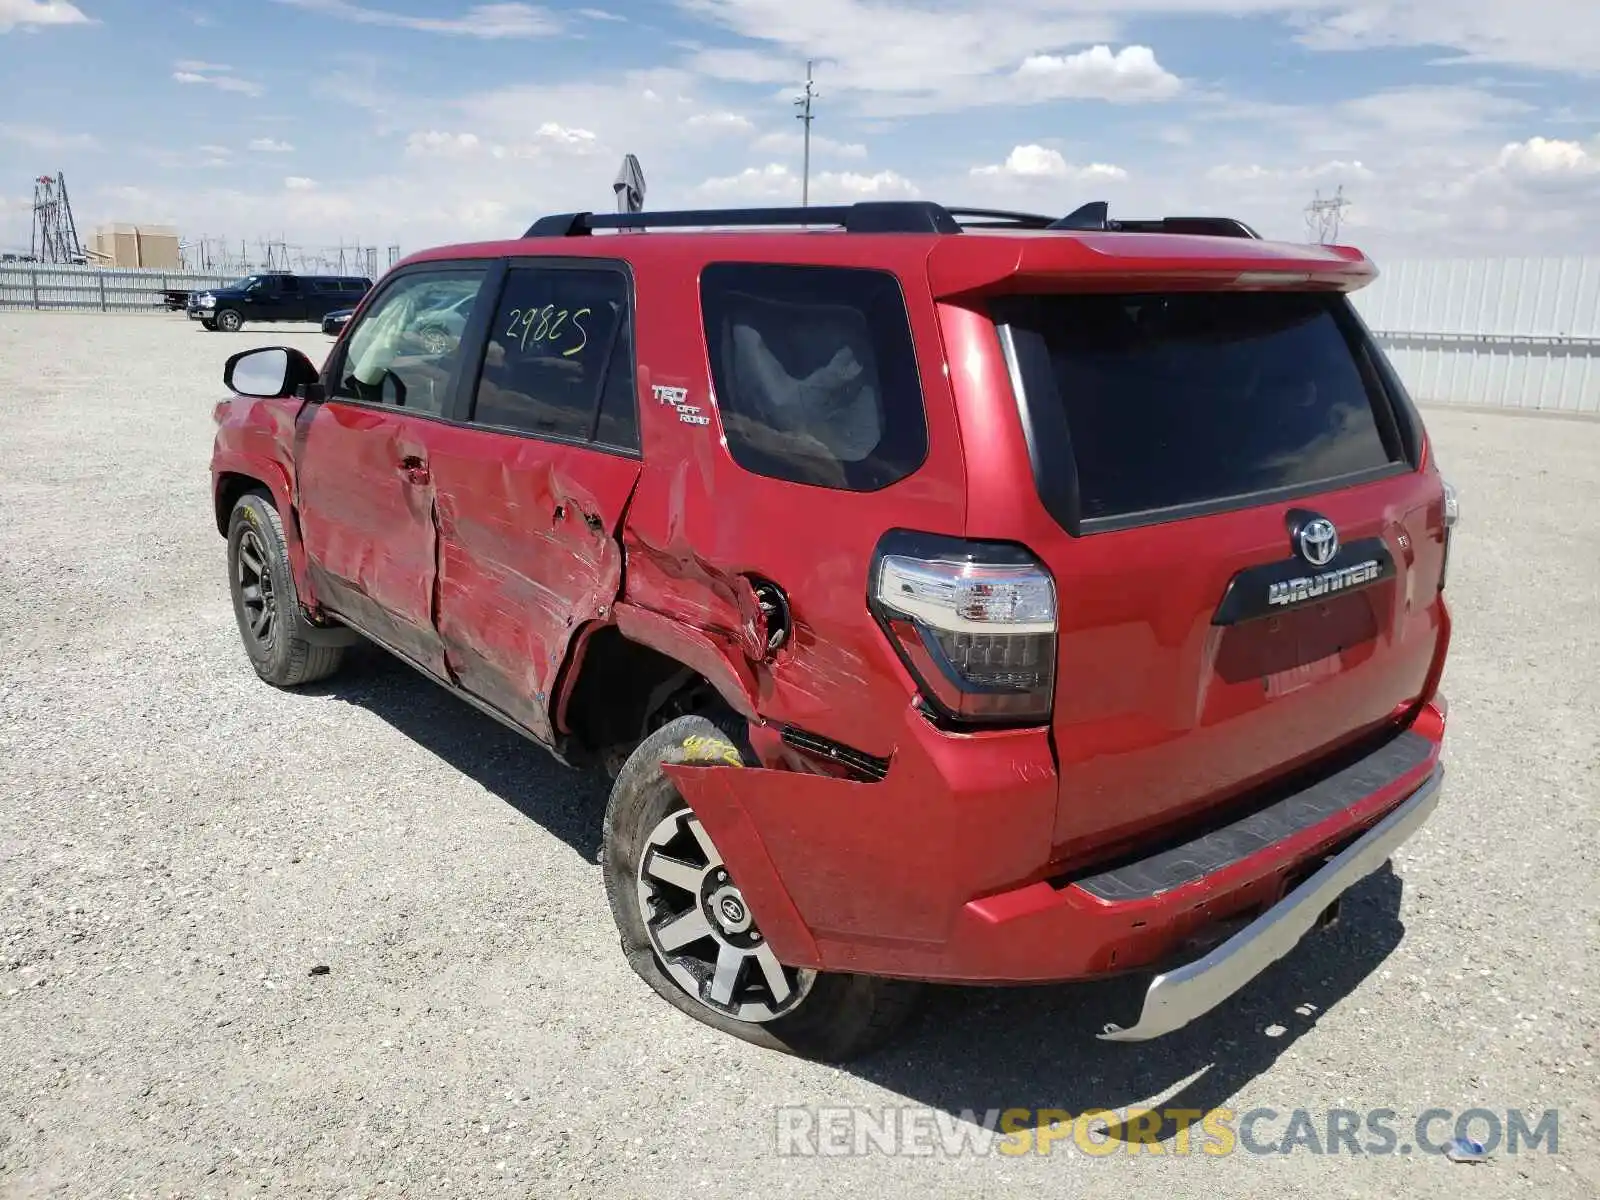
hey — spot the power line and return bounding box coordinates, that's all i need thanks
[1305,185,1351,244]
[31,172,84,264]
[793,60,818,208]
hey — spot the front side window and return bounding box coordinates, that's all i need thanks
[470,266,634,445]
[333,267,488,416]
[699,263,928,491]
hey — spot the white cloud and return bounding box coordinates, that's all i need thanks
[1496,136,1600,176]
[533,121,599,148]
[1294,1,1600,75]
[578,6,623,19]
[402,123,599,163]
[172,63,264,97]
[681,0,1124,115]
[697,163,920,202]
[0,122,98,151]
[970,144,1129,182]
[686,111,755,134]
[0,0,90,33]
[175,58,231,72]
[284,176,317,190]
[1013,45,1181,102]
[248,137,295,153]
[272,0,560,38]
[752,130,868,159]
[406,130,486,158]
[1206,160,1375,185]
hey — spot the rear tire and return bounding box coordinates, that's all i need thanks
[601,712,921,1062]
[226,492,344,687]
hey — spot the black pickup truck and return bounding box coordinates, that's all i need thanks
[189,273,372,331]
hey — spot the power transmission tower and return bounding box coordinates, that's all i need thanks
[31,172,84,264]
[1305,185,1351,244]
[793,60,818,208]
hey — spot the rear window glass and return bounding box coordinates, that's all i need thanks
[700,263,927,491]
[997,291,1403,525]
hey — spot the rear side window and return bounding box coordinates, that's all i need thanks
[470,265,635,447]
[700,263,927,491]
[996,291,1408,530]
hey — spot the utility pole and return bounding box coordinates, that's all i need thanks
[794,60,817,208]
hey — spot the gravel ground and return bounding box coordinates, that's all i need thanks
[0,311,1596,1199]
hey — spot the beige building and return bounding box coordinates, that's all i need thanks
[89,223,182,270]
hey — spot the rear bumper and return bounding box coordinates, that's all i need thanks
[1098,763,1441,1040]
[666,699,1445,1022]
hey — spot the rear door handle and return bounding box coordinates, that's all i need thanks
[399,455,430,485]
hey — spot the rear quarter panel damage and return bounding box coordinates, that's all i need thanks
[615,243,969,761]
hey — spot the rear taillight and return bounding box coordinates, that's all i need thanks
[869,532,1057,726]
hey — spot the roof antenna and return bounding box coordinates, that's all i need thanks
[1047,201,1110,231]
[614,154,646,224]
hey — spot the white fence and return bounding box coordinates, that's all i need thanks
[1353,257,1600,416]
[0,263,237,312]
[4,254,1598,414]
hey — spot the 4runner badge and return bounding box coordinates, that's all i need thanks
[1267,559,1383,608]
[652,384,711,427]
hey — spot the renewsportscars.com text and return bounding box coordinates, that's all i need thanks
[774,1105,1559,1158]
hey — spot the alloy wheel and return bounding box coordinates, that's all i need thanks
[235,528,278,648]
[636,808,814,1022]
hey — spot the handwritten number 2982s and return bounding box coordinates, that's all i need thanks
[505,304,591,357]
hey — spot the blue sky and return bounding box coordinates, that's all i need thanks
[2,0,1598,261]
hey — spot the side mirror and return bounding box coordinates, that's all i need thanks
[224,346,321,399]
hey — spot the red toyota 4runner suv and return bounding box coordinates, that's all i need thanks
[210,200,1457,1062]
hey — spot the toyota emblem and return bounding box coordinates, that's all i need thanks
[1297,517,1340,567]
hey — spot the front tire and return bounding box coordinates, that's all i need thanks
[215,307,243,332]
[226,492,344,687]
[601,713,921,1062]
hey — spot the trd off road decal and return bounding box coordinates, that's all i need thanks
[652,384,711,427]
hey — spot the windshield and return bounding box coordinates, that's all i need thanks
[223,276,260,291]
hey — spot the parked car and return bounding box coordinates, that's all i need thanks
[209,200,1457,1062]
[322,308,354,336]
[191,272,372,331]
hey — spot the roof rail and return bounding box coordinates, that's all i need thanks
[523,201,962,238]
[520,200,1260,239]
[1047,201,1260,239]
[942,206,1055,229]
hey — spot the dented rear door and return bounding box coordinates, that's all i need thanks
[425,260,642,744]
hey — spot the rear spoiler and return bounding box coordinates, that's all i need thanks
[926,230,1377,300]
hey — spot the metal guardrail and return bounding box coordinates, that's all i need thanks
[0,264,237,313]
